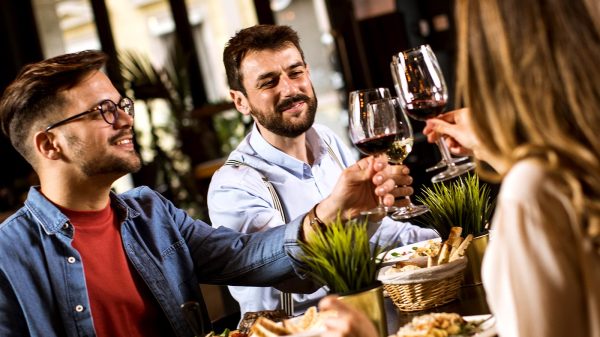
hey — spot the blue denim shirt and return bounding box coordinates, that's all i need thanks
[0,186,307,337]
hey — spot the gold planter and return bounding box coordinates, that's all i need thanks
[338,284,387,337]
[464,233,489,286]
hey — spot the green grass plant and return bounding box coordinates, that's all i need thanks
[416,173,495,239]
[298,215,385,294]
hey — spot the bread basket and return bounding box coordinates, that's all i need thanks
[377,257,467,311]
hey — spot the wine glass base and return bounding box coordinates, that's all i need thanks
[360,205,398,216]
[431,161,476,183]
[425,156,471,172]
[390,204,429,220]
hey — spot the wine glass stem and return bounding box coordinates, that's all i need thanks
[435,138,457,168]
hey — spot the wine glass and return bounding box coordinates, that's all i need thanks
[348,88,398,216]
[391,44,475,183]
[367,97,429,220]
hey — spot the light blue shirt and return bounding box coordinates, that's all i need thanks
[207,123,438,317]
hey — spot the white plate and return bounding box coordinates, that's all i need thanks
[463,315,497,337]
[377,238,442,266]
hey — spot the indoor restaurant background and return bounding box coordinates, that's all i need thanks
[0,0,457,328]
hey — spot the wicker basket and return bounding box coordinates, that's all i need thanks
[378,257,467,312]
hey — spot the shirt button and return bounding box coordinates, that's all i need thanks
[67,257,76,264]
[75,305,84,312]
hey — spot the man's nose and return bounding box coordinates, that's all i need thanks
[278,75,298,97]
[113,108,134,129]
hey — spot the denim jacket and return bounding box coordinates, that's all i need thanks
[0,186,307,337]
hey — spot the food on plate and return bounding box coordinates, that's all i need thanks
[385,263,422,275]
[411,240,442,259]
[247,306,336,336]
[283,306,337,333]
[392,312,482,337]
[239,310,289,334]
[385,227,473,275]
[250,317,292,337]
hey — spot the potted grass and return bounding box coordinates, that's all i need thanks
[299,215,388,337]
[416,173,496,285]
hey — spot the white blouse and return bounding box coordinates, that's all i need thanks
[482,160,600,337]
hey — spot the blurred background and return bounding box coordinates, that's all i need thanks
[0,0,457,222]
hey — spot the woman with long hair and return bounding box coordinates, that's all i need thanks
[424,0,600,335]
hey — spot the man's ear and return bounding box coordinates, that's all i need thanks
[230,90,251,116]
[34,131,62,160]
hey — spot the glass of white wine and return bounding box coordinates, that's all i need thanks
[366,97,429,220]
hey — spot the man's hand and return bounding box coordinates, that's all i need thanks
[386,164,413,208]
[315,156,395,222]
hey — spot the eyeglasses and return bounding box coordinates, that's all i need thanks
[45,97,135,132]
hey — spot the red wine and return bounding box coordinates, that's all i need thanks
[405,100,446,121]
[355,134,398,156]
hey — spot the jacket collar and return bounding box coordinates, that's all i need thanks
[24,186,140,235]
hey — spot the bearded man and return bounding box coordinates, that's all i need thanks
[208,24,438,318]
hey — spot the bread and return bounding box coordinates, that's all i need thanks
[239,310,288,334]
[282,306,337,334]
[449,234,473,262]
[249,317,291,337]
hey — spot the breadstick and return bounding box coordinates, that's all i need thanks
[449,234,474,262]
[437,242,451,265]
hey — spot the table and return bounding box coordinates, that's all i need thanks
[385,284,491,335]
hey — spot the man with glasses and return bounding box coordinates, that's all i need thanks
[0,50,398,337]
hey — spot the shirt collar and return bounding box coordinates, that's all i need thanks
[247,123,329,177]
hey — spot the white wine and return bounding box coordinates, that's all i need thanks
[387,138,413,164]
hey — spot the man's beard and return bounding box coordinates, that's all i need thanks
[67,133,142,177]
[249,91,318,138]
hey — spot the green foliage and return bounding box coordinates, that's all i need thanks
[416,173,495,239]
[118,48,206,219]
[298,215,386,294]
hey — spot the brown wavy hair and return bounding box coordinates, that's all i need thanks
[455,0,600,243]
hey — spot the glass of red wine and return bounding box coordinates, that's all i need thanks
[367,97,430,220]
[348,88,398,216]
[391,44,475,183]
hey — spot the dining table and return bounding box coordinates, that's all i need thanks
[384,283,492,335]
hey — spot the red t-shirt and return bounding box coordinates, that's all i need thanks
[63,203,170,337]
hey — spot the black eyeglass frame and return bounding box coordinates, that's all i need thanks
[45,97,135,132]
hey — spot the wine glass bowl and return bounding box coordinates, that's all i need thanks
[391,45,475,183]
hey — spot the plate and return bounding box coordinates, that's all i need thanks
[377,238,442,266]
[463,315,497,337]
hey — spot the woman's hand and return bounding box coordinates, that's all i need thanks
[423,108,477,157]
[318,296,379,337]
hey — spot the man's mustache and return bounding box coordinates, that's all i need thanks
[276,95,311,113]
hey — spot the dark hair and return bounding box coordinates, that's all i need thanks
[0,50,107,163]
[223,24,305,93]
